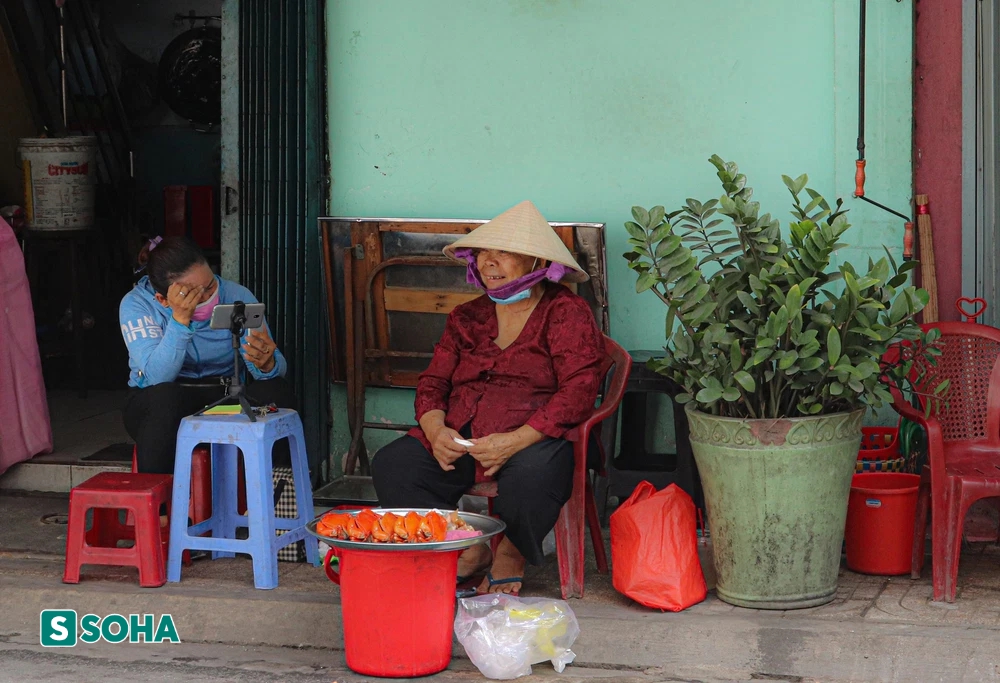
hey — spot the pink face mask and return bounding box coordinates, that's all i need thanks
[190,290,220,322]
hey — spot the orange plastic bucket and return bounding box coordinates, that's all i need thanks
[326,546,459,677]
[844,473,920,575]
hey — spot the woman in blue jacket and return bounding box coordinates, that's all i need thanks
[120,236,295,474]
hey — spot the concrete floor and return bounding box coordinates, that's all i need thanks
[5,392,1000,680]
[7,488,1000,631]
[2,489,1000,681]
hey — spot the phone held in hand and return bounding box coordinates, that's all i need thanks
[209,302,266,330]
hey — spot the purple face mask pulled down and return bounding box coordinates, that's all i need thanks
[454,248,568,299]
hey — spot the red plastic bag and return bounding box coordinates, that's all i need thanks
[610,481,707,611]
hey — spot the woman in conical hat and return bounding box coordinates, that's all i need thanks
[373,200,605,596]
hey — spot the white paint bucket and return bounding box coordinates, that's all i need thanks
[17,136,98,230]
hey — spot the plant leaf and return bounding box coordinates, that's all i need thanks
[648,205,666,229]
[625,221,645,241]
[722,387,741,401]
[636,271,657,293]
[827,326,842,366]
[696,387,723,403]
[631,206,650,228]
[734,371,756,391]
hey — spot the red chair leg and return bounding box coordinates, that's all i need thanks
[189,446,212,524]
[133,497,167,588]
[128,448,139,527]
[944,486,975,603]
[133,444,198,567]
[554,461,587,599]
[585,476,608,574]
[911,478,931,579]
[63,495,89,584]
[929,484,952,602]
[237,452,248,515]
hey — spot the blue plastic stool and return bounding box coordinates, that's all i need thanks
[166,409,319,589]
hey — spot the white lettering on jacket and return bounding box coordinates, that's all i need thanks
[121,316,162,344]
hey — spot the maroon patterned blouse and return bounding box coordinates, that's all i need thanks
[409,283,605,450]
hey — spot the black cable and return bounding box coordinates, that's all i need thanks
[858,196,911,222]
[857,0,866,161]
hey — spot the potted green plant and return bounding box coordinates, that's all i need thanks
[623,156,943,609]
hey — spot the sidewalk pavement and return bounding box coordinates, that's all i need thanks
[2,490,1000,682]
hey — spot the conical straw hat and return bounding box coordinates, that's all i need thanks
[443,200,588,282]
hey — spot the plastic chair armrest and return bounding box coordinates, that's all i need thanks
[889,387,947,481]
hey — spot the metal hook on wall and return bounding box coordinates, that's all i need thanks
[854,0,915,259]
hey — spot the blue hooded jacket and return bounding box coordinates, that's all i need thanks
[119,275,287,388]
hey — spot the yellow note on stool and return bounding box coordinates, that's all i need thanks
[202,405,242,415]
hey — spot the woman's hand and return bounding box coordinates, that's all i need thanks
[469,426,544,477]
[429,426,470,471]
[242,328,277,373]
[166,282,203,327]
[419,410,467,471]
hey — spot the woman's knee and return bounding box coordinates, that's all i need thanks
[142,382,187,411]
[123,383,186,437]
[499,442,574,500]
[494,488,561,525]
[371,437,419,488]
[251,377,298,411]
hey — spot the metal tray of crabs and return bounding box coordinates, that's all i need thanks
[306,508,505,552]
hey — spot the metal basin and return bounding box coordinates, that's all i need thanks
[305,508,505,553]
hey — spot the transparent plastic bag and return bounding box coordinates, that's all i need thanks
[454,594,579,680]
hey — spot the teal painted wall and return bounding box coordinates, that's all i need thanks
[325,0,913,471]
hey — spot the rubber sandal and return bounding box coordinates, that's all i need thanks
[478,571,523,597]
[457,570,486,585]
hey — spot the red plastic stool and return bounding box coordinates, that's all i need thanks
[133,445,247,518]
[86,446,213,550]
[64,472,173,587]
[95,445,249,545]
[138,445,214,521]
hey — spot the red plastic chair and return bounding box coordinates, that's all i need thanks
[64,472,173,587]
[87,445,247,558]
[466,335,632,599]
[885,321,1000,602]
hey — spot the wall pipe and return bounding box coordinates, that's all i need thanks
[854,0,915,260]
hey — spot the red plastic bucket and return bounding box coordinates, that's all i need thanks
[326,546,459,677]
[844,473,920,575]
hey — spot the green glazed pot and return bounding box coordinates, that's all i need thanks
[686,406,864,610]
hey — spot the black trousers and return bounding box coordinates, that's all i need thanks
[371,433,574,566]
[122,378,298,475]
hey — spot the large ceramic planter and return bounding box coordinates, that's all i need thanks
[686,406,864,610]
